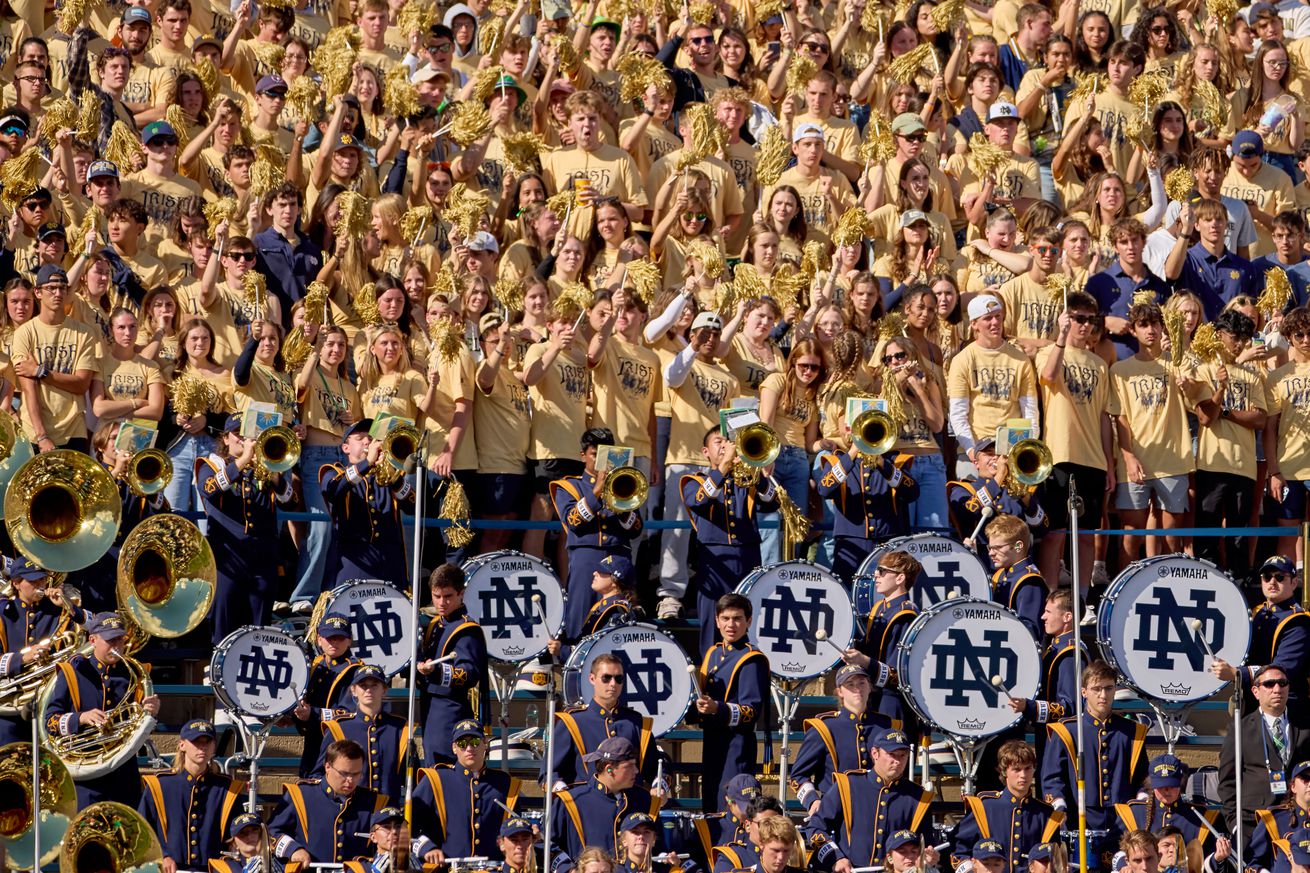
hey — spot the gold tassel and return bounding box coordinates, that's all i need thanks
[166,105,193,150]
[1164,166,1195,203]
[286,75,322,123]
[887,43,933,84]
[553,281,594,319]
[57,0,92,33]
[105,121,145,173]
[355,282,381,326]
[626,258,661,304]
[1261,266,1294,315]
[170,371,219,416]
[493,278,525,313]
[204,198,238,237]
[501,131,546,173]
[1045,272,1074,304]
[755,124,791,188]
[441,479,475,548]
[479,15,507,57]
[832,206,872,249]
[1164,306,1188,368]
[687,239,725,279]
[397,0,438,39]
[786,56,819,97]
[428,317,465,362]
[774,485,811,549]
[282,325,314,369]
[334,191,371,240]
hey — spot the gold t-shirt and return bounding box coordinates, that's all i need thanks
[722,335,784,397]
[666,357,739,467]
[539,144,649,239]
[523,343,590,461]
[1107,355,1196,480]
[760,371,815,449]
[11,318,98,444]
[1269,360,1310,480]
[591,337,662,457]
[1221,163,1297,258]
[232,362,297,420]
[360,369,427,423]
[98,353,165,403]
[473,365,532,475]
[177,282,249,369]
[997,273,1060,342]
[1034,344,1110,470]
[301,369,361,438]
[1194,359,1268,480]
[425,348,479,471]
[946,341,1038,446]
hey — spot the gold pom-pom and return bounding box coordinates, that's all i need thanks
[170,371,219,417]
[625,258,661,304]
[687,239,725,279]
[1123,108,1151,152]
[553,281,594,319]
[1164,166,1195,203]
[929,0,964,30]
[966,132,1009,179]
[203,198,238,236]
[1164,306,1187,368]
[688,0,715,23]
[283,325,314,370]
[384,63,422,119]
[250,40,285,73]
[57,0,93,32]
[471,65,507,103]
[786,56,818,97]
[354,282,381,326]
[1208,0,1238,26]
[831,206,871,248]
[800,240,830,277]
[71,204,102,251]
[440,479,474,548]
[552,34,581,77]
[878,311,907,341]
[397,0,438,39]
[755,0,785,19]
[192,57,220,101]
[242,270,269,317]
[1127,70,1170,110]
[1131,289,1159,310]
[250,145,287,198]
[400,205,435,244]
[314,29,360,98]
[105,120,145,173]
[1189,322,1224,364]
[1068,71,1106,105]
[775,486,811,549]
[888,43,934,84]
[862,5,890,40]
[729,262,769,306]
[430,262,459,301]
[492,278,525,313]
[0,149,43,212]
[334,190,371,241]
[545,187,575,218]
[286,75,322,123]
[442,101,493,147]
[165,105,193,150]
[41,98,80,147]
[769,264,808,314]
[1045,272,1074,304]
[303,281,330,325]
[441,183,492,240]
[684,102,728,160]
[617,55,672,104]
[1261,266,1294,315]
[76,90,101,143]
[479,14,507,57]
[858,118,896,164]
[502,131,546,174]
[428,316,465,363]
[1192,80,1226,132]
[755,124,791,188]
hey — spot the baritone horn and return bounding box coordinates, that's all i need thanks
[4,450,122,572]
[255,425,301,477]
[0,742,77,870]
[125,449,172,497]
[850,408,897,457]
[58,802,162,873]
[374,424,421,486]
[1009,438,1053,487]
[736,422,781,468]
[602,466,648,513]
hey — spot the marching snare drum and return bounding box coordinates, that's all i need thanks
[853,534,991,613]
[737,561,854,680]
[463,551,567,663]
[564,623,696,736]
[211,627,309,719]
[1098,555,1250,703]
[319,580,414,676]
[894,597,1041,739]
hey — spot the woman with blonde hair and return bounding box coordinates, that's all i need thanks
[652,187,717,296]
[163,318,232,515]
[91,308,167,424]
[138,286,183,378]
[871,334,947,531]
[357,324,440,422]
[371,193,413,277]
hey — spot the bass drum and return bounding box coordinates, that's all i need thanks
[1098,554,1250,703]
[210,626,309,719]
[318,580,414,676]
[463,550,566,663]
[737,561,853,680]
[894,597,1041,739]
[564,624,696,737]
[853,533,991,614]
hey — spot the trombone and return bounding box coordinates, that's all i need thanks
[374,424,421,486]
[254,426,301,480]
[849,409,897,458]
[735,422,781,468]
[601,466,648,513]
[1008,438,1053,488]
[125,448,173,497]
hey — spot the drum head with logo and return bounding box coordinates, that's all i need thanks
[895,598,1041,738]
[463,551,566,662]
[323,580,414,676]
[854,534,991,613]
[1098,555,1250,703]
[563,624,695,736]
[211,627,309,719]
[737,561,854,680]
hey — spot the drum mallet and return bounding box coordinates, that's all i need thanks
[991,675,1020,704]
[688,663,704,697]
[964,506,995,549]
[1190,619,1218,660]
[531,594,549,631]
[815,629,846,657]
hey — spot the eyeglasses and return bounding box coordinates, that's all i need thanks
[689,35,715,45]
[1293,331,1310,340]
[682,212,708,222]
[329,765,363,781]
[1259,678,1291,688]
[796,361,821,371]
[882,351,909,365]
[598,673,625,684]
[428,42,454,53]
[874,566,899,575]
[228,251,256,262]
[454,737,484,749]
[802,41,830,52]
[14,76,42,84]
[1035,245,1062,256]
[1069,313,1094,324]
[1263,571,1291,582]
[1148,25,1170,34]
[1268,59,1290,69]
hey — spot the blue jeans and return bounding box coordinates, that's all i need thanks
[292,443,345,603]
[760,445,810,565]
[165,432,215,527]
[1037,156,1057,206]
[906,452,949,533]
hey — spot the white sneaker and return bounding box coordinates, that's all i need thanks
[292,600,315,616]
[273,601,293,615]
[1091,561,1110,588]
[657,596,682,620]
[1080,604,1097,626]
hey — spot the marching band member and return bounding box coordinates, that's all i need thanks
[1112,755,1230,863]
[576,554,637,640]
[549,737,660,873]
[319,418,416,589]
[544,650,660,790]
[1219,664,1310,837]
[949,740,1064,872]
[294,613,362,777]
[416,563,488,766]
[619,813,699,873]
[493,817,538,873]
[790,664,895,815]
[1040,661,1148,871]
[1247,763,1310,873]
[712,795,784,873]
[550,427,644,641]
[985,513,1047,641]
[1211,555,1310,718]
[730,816,806,873]
[813,439,919,586]
[841,550,922,729]
[682,427,779,656]
[140,719,248,873]
[344,807,422,873]
[1009,591,1083,733]
[948,437,1048,568]
[0,558,85,745]
[412,720,519,864]
[879,831,933,873]
[801,728,936,871]
[691,594,769,814]
[268,739,388,866]
[313,665,408,801]
[209,813,280,873]
[196,414,295,644]
[45,611,161,807]
[688,775,761,860]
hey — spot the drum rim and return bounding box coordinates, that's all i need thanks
[210,626,310,719]
[462,549,566,664]
[851,534,991,612]
[322,579,416,677]
[563,622,696,736]
[736,561,854,680]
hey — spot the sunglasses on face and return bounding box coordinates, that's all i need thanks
[682,211,708,222]
[150,137,179,147]
[1294,331,1310,340]
[598,673,625,684]
[882,350,909,365]
[428,42,454,53]
[1035,245,1061,256]
[454,737,483,749]
[228,251,256,262]
[802,42,830,51]
[1259,677,1291,688]
[1148,24,1170,34]
[796,361,821,372]
[898,133,926,142]
[21,200,46,210]
[1264,571,1291,582]
[689,35,715,45]
[1069,313,1094,324]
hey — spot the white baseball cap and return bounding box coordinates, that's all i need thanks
[792,122,825,143]
[986,102,1019,122]
[967,294,1003,321]
[691,311,724,331]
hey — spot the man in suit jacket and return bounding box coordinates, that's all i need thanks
[1218,664,1310,836]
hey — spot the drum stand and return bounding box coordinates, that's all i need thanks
[1140,701,1196,756]
[488,661,523,773]
[770,679,804,806]
[946,737,991,797]
[224,709,277,812]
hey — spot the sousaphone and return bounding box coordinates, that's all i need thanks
[5,451,121,572]
[59,802,162,873]
[0,742,76,870]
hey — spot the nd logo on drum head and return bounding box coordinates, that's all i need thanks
[853,534,991,614]
[736,561,854,680]
[564,624,695,736]
[463,551,567,663]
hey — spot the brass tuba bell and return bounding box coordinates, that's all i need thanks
[602,466,648,513]
[0,742,77,870]
[1009,438,1054,487]
[59,802,162,873]
[850,408,897,457]
[0,413,32,520]
[255,425,302,478]
[736,422,781,468]
[125,450,173,498]
[374,424,421,486]
[4,451,122,572]
[116,515,217,639]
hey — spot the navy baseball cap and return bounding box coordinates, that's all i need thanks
[1292,760,1310,783]
[1234,129,1265,158]
[229,812,262,837]
[1290,828,1310,865]
[451,719,483,742]
[836,664,869,685]
[1150,754,1186,789]
[596,554,634,587]
[872,729,910,753]
[974,840,1005,861]
[724,774,761,804]
[37,222,65,242]
[34,264,67,286]
[1251,1,1281,18]
[222,414,243,433]
[583,736,637,764]
[345,418,373,439]
[501,817,533,837]
[319,613,352,637]
[1028,843,1055,862]
[87,160,119,180]
[884,831,918,853]
[180,719,217,741]
[1263,555,1296,576]
[351,664,386,686]
[122,6,151,24]
[973,436,997,453]
[256,74,288,95]
[8,558,47,582]
[371,807,405,827]
[142,121,178,144]
[87,612,127,640]
[620,813,657,833]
